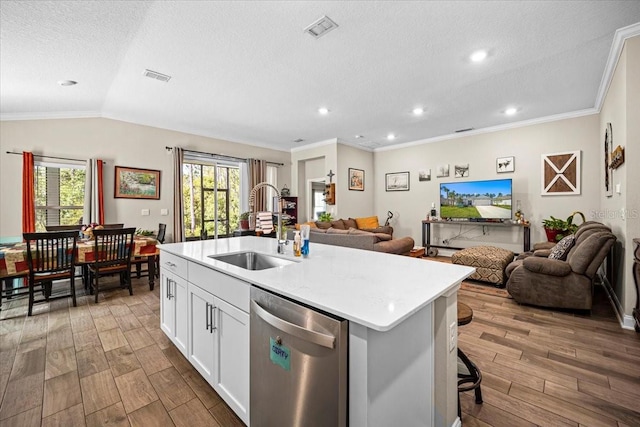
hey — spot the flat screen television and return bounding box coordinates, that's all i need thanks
[440,179,512,220]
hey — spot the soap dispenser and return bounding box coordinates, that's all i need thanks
[293,230,302,257]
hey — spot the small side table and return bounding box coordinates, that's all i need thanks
[633,238,639,332]
[410,247,425,258]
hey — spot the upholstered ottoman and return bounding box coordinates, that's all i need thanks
[451,246,515,286]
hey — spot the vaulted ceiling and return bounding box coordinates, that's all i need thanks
[1,1,639,151]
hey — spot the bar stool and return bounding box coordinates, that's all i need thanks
[457,302,483,417]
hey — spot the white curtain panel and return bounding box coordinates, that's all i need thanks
[173,147,185,242]
[83,159,99,224]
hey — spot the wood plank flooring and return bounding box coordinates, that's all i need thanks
[1,274,639,426]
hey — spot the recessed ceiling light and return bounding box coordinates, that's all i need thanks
[57,80,77,86]
[470,50,487,63]
[318,107,330,115]
[412,107,424,116]
[387,134,396,141]
[504,107,518,116]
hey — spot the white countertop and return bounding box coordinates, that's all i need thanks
[160,237,474,331]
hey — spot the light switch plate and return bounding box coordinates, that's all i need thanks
[141,209,150,216]
[160,208,169,216]
[615,183,621,194]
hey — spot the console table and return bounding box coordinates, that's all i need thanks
[633,238,639,332]
[421,220,531,253]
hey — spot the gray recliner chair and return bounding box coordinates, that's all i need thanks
[505,225,616,310]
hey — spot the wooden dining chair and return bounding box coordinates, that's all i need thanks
[45,224,83,232]
[23,231,78,316]
[88,227,135,303]
[101,223,125,229]
[132,223,166,279]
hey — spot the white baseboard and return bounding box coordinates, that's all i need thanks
[622,314,636,330]
[450,417,462,427]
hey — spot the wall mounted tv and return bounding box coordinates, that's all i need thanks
[440,179,512,220]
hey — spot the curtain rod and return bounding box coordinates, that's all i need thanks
[167,146,284,166]
[5,151,101,163]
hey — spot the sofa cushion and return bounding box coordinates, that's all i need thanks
[344,218,358,229]
[330,219,346,230]
[355,216,379,229]
[373,233,392,241]
[548,235,575,260]
[347,227,371,235]
[326,227,349,235]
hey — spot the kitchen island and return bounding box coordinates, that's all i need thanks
[159,237,474,427]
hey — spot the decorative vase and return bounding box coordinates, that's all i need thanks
[544,228,560,243]
[239,220,250,230]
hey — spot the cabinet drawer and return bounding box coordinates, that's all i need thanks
[159,251,188,279]
[188,262,249,313]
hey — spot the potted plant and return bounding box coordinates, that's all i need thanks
[239,211,251,230]
[542,211,584,242]
[318,212,333,223]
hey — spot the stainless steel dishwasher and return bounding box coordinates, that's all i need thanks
[250,286,348,427]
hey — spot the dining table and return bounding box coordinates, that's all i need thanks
[0,235,159,310]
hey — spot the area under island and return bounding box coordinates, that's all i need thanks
[159,236,474,427]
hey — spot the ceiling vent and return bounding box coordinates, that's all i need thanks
[304,16,338,38]
[143,69,171,82]
[293,138,304,143]
[455,127,474,133]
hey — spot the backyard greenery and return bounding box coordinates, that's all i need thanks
[440,206,481,218]
[35,165,85,231]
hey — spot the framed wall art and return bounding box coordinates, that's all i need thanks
[385,171,410,191]
[114,166,161,199]
[604,123,613,197]
[436,164,450,178]
[418,169,431,182]
[348,168,364,191]
[496,156,514,173]
[541,150,581,196]
[454,164,469,178]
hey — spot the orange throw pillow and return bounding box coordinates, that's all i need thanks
[355,216,379,229]
[295,221,318,230]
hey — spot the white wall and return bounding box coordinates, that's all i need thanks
[600,36,640,324]
[373,114,601,253]
[0,117,291,241]
[336,143,374,219]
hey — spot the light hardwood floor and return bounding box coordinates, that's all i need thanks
[1,275,639,426]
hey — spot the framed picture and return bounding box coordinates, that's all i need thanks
[418,169,431,182]
[541,150,581,196]
[385,171,410,191]
[454,164,469,178]
[604,123,613,197]
[496,156,515,173]
[348,168,364,191]
[436,164,449,178]
[114,166,161,199]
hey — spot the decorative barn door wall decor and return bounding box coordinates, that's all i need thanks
[541,150,581,196]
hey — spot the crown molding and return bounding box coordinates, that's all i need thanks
[374,108,598,152]
[290,138,338,153]
[0,111,102,121]
[594,22,640,111]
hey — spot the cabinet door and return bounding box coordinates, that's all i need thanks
[188,283,215,383]
[173,275,189,357]
[214,296,249,423]
[160,269,175,339]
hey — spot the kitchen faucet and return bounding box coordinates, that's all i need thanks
[249,182,288,254]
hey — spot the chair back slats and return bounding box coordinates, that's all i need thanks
[23,231,78,274]
[92,228,136,268]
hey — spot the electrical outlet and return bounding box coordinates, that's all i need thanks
[160,208,168,216]
[449,321,457,352]
[141,209,150,216]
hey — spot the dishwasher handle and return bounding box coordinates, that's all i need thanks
[251,300,335,349]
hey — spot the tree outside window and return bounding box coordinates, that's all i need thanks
[34,163,85,231]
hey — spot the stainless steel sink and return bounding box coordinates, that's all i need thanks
[208,251,297,270]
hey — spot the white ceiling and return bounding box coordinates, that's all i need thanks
[1,1,639,152]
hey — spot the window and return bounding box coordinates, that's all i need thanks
[34,162,86,231]
[182,160,241,240]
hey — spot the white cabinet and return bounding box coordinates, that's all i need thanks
[187,271,249,424]
[160,268,188,356]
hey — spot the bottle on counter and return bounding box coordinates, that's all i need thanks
[300,224,310,257]
[293,231,302,257]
